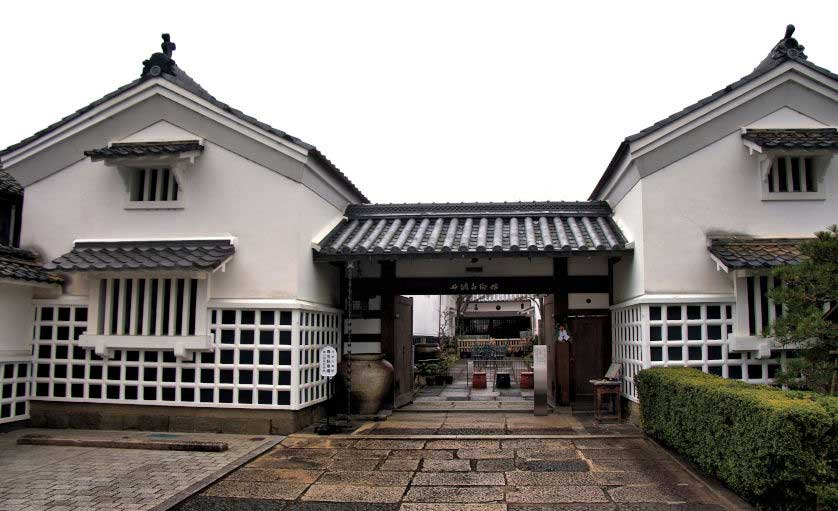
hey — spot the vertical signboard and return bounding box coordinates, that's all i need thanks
[533,344,549,416]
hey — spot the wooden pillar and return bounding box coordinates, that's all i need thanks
[553,258,571,405]
[379,261,397,365]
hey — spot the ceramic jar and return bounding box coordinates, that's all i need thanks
[338,353,394,415]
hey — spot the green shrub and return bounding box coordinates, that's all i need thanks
[636,367,838,510]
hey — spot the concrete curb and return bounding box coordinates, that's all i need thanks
[17,434,229,452]
[150,435,283,511]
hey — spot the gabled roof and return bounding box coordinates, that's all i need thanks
[590,25,838,200]
[0,35,368,202]
[45,238,236,272]
[0,170,22,198]
[316,201,629,259]
[0,245,62,285]
[84,140,203,161]
[741,128,838,150]
[708,237,809,271]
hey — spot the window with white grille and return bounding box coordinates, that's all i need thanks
[97,277,200,336]
[762,155,825,200]
[128,168,181,203]
[738,275,784,337]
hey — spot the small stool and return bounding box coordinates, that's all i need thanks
[495,372,511,389]
[590,379,621,421]
[472,372,487,389]
[520,371,534,389]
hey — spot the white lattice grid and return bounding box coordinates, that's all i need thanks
[0,361,30,424]
[298,310,341,407]
[647,303,781,384]
[611,305,644,401]
[32,303,340,410]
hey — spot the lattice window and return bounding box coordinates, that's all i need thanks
[741,276,783,337]
[129,168,180,202]
[767,156,817,193]
[0,361,30,424]
[96,277,201,336]
[611,305,644,401]
[32,304,339,410]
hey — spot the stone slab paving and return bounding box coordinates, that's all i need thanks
[175,427,748,510]
[0,428,280,511]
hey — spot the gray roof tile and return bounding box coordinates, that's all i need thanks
[84,140,203,161]
[317,202,628,258]
[0,245,62,284]
[708,237,808,270]
[741,128,838,150]
[0,171,22,197]
[45,239,235,272]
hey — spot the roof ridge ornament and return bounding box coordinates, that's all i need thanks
[141,33,177,78]
[769,24,807,61]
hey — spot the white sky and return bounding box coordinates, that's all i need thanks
[1,1,835,203]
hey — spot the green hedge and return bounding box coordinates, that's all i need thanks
[636,367,838,510]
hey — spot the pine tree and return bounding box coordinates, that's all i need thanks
[768,226,838,395]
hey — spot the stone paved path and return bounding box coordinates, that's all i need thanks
[0,428,280,511]
[176,415,744,510]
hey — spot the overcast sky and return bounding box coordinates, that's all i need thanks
[1,2,835,203]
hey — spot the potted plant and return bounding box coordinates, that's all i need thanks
[520,351,534,389]
[443,354,458,384]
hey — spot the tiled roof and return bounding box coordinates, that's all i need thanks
[45,239,235,272]
[708,237,809,270]
[0,245,62,285]
[0,43,368,203]
[317,202,629,258]
[590,25,838,200]
[741,128,838,150]
[0,171,22,197]
[84,140,203,161]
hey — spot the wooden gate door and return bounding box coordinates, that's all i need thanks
[392,295,414,408]
[569,315,610,400]
[542,294,557,407]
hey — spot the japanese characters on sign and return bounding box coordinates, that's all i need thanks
[320,346,338,378]
[448,281,501,293]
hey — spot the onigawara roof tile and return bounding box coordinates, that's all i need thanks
[741,128,838,150]
[0,245,62,285]
[590,25,838,200]
[45,239,235,272]
[0,35,368,203]
[84,140,204,161]
[317,202,629,258]
[0,171,22,197]
[708,237,809,271]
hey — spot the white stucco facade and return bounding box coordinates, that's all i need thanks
[599,57,838,400]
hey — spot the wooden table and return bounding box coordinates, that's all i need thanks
[589,379,621,421]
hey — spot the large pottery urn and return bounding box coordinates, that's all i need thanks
[338,353,394,415]
[414,343,442,361]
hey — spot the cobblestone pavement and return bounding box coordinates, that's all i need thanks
[176,414,745,510]
[0,428,280,511]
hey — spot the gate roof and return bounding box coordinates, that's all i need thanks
[315,201,630,259]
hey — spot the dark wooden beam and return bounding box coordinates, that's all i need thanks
[349,275,609,296]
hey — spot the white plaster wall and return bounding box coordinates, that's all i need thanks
[641,108,838,295]
[468,300,533,314]
[410,295,443,337]
[0,284,33,354]
[19,124,347,304]
[610,179,645,303]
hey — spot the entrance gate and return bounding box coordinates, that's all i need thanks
[315,201,631,411]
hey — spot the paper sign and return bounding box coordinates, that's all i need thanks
[320,346,338,378]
